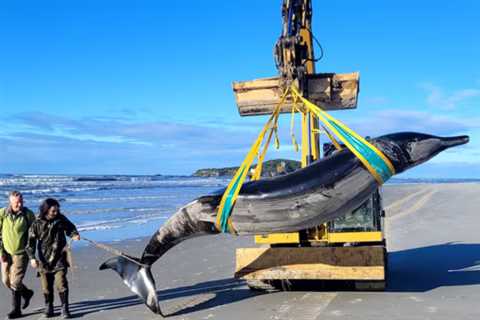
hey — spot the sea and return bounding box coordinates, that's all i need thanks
[1,174,479,244]
[0,174,229,244]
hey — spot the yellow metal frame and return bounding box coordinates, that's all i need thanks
[254,231,383,245]
[253,18,384,247]
[242,0,385,248]
[327,231,383,243]
[255,232,300,244]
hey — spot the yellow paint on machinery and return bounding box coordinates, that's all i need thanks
[254,231,384,245]
[255,232,300,244]
[232,0,387,288]
[327,231,383,244]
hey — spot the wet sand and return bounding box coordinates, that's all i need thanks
[1,183,480,319]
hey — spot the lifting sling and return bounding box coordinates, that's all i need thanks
[215,86,395,233]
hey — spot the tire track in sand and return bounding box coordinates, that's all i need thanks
[270,292,337,320]
[385,186,437,227]
[384,187,432,214]
[162,289,337,319]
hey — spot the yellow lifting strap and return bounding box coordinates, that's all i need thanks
[215,89,289,233]
[324,126,342,150]
[290,86,395,184]
[290,94,300,152]
[252,113,281,181]
[215,85,395,233]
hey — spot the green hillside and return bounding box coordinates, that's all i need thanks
[193,159,301,177]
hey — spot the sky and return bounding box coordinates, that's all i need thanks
[0,0,479,177]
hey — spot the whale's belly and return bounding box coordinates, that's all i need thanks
[230,168,377,234]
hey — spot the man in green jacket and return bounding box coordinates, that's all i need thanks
[0,191,36,319]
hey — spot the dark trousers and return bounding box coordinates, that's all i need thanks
[39,270,68,295]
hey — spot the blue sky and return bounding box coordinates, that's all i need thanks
[0,0,479,177]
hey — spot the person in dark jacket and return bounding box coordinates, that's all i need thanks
[26,198,80,319]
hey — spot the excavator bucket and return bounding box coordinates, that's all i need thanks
[232,72,359,116]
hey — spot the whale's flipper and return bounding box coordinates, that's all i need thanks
[99,256,161,315]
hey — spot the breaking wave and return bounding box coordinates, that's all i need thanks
[0,174,225,242]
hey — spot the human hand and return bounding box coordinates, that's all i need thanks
[72,234,80,241]
[30,259,38,269]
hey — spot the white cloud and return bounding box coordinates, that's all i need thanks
[345,109,479,137]
[420,83,480,110]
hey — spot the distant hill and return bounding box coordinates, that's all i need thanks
[193,159,301,177]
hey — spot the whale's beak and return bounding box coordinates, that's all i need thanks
[441,135,470,149]
[395,133,471,173]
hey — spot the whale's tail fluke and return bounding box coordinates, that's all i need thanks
[97,201,218,315]
[99,256,162,316]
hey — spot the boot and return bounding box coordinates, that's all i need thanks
[7,290,22,319]
[43,293,54,318]
[59,291,71,319]
[21,288,34,310]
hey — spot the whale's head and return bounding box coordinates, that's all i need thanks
[374,132,469,173]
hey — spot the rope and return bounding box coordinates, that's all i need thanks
[290,85,395,184]
[215,88,290,233]
[321,125,343,151]
[252,112,280,181]
[82,237,148,268]
[290,96,300,152]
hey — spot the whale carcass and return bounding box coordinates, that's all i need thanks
[100,132,469,314]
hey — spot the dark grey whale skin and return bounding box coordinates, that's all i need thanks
[100,132,469,313]
[140,132,469,264]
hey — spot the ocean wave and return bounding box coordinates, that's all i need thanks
[62,195,177,203]
[0,177,74,187]
[77,225,122,232]
[74,177,119,182]
[2,186,104,196]
[76,213,169,232]
[69,207,165,215]
[0,174,223,242]
[0,176,228,196]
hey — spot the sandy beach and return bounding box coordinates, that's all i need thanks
[1,183,480,319]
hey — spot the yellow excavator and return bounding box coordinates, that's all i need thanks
[232,0,387,291]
